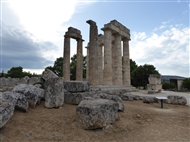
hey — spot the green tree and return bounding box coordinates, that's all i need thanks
[5,66,32,78]
[130,59,138,74]
[182,78,190,90]
[46,57,63,77]
[70,54,86,80]
[131,64,160,88]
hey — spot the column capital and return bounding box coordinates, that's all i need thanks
[76,38,85,42]
[101,27,112,32]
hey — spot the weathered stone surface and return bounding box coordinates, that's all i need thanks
[76,99,119,129]
[1,91,31,112]
[64,81,90,92]
[41,69,58,81]
[44,77,64,108]
[119,92,134,101]
[64,92,89,105]
[28,77,41,85]
[0,96,15,128]
[13,84,44,108]
[20,76,30,84]
[143,97,158,103]
[92,93,124,111]
[166,95,187,105]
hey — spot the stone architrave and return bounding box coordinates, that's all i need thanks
[123,38,131,86]
[63,36,70,81]
[112,34,122,86]
[86,20,99,86]
[76,39,83,81]
[102,28,113,86]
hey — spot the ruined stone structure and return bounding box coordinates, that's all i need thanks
[63,27,84,81]
[147,74,162,93]
[86,20,131,87]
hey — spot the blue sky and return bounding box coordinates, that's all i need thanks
[0,0,189,77]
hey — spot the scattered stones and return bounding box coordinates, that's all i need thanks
[44,77,64,108]
[64,92,89,105]
[166,95,187,105]
[64,81,90,92]
[13,84,44,108]
[76,99,119,129]
[136,114,141,118]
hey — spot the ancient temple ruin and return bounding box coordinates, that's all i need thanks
[63,20,131,87]
[86,20,131,87]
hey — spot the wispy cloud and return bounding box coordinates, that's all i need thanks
[130,23,189,77]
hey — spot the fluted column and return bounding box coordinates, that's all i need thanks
[98,44,103,85]
[76,39,83,81]
[112,34,122,86]
[63,36,70,81]
[123,38,131,86]
[103,28,112,86]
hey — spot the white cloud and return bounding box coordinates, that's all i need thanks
[130,24,189,77]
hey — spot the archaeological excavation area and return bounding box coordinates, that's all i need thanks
[0,20,189,142]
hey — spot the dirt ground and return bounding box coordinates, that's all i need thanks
[1,100,190,142]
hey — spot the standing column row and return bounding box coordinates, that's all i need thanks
[63,36,83,81]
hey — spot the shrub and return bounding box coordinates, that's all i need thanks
[182,78,190,90]
[162,82,176,90]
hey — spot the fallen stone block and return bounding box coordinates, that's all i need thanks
[166,95,187,105]
[0,98,15,128]
[64,92,89,105]
[76,99,119,130]
[41,68,58,81]
[143,97,158,103]
[64,81,90,92]
[44,77,64,108]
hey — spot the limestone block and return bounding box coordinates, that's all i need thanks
[13,84,44,108]
[0,98,15,128]
[64,92,89,105]
[28,77,41,85]
[20,76,30,84]
[41,69,58,81]
[76,99,119,129]
[143,97,158,103]
[44,77,64,108]
[92,93,124,112]
[64,81,90,92]
[166,95,187,105]
[119,93,134,101]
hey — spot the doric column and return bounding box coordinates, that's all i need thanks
[98,44,103,85]
[85,44,89,80]
[86,20,99,86]
[112,34,122,86]
[102,28,112,86]
[63,36,70,81]
[76,39,83,81]
[123,38,131,86]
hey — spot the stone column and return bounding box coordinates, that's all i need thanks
[103,28,112,86]
[85,44,89,80]
[123,38,131,86]
[86,20,99,86]
[76,39,83,81]
[98,44,103,85]
[112,34,122,86]
[63,36,70,81]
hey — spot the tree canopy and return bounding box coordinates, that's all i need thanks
[5,66,39,78]
[182,78,190,90]
[131,64,160,88]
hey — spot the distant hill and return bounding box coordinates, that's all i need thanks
[161,75,186,83]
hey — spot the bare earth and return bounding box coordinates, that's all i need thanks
[1,100,190,142]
